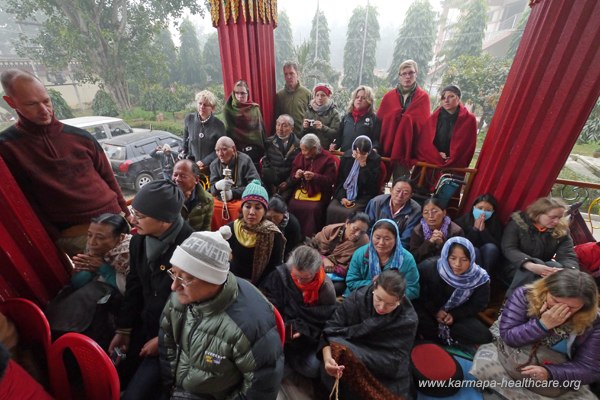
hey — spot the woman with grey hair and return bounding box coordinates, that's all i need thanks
[182,89,226,169]
[260,245,337,379]
[288,134,337,236]
[331,85,379,156]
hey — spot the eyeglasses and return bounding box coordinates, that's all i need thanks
[399,71,416,77]
[234,91,248,96]
[167,269,195,288]
[130,209,147,220]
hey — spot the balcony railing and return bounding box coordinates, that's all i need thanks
[552,178,600,235]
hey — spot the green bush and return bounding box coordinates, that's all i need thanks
[48,89,74,119]
[121,107,156,121]
[92,90,119,116]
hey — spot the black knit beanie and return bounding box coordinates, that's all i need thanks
[132,180,184,222]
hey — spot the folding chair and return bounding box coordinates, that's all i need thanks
[0,297,51,354]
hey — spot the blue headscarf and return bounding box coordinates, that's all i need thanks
[367,218,404,280]
[437,236,489,311]
[343,135,372,201]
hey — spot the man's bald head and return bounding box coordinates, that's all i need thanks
[215,136,236,165]
[1,69,53,126]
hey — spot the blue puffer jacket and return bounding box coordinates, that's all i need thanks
[500,287,600,384]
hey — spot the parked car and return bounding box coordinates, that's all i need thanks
[60,116,135,142]
[102,131,183,191]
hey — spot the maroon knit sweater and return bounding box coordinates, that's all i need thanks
[0,114,128,234]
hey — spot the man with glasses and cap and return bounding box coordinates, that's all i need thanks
[109,180,194,400]
[159,227,284,399]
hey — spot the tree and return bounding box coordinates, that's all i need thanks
[178,18,206,88]
[444,0,488,63]
[442,54,511,130]
[274,11,295,89]
[308,10,331,63]
[156,28,180,86]
[506,8,531,60]
[5,0,204,110]
[342,5,380,89]
[580,98,600,144]
[92,90,119,117]
[48,89,74,119]
[386,0,436,87]
[203,33,223,84]
[295,41,340,89]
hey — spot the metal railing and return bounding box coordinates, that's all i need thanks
[553,178,600,234]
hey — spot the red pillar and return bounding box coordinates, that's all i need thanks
[463,0,600,222]
[0,157,70,305]
[212,0,277,136]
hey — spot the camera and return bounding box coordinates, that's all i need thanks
[307,119,315,127]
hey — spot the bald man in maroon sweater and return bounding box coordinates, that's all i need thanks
[0,69,129,255]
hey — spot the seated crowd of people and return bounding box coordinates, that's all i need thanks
[1,62,599,400]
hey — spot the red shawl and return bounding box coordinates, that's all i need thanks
[377,86,430,166]
[290,150,337,198]
[412,105,477,169]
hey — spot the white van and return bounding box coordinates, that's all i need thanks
[60,116,135,142]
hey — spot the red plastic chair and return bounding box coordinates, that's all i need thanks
[48,332,120,400]
[273,306,286,346]
[0,297,51,354]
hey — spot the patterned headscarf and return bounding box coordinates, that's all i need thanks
[437,237,489,311]
[343,135,372,201]
[367,219,404,280]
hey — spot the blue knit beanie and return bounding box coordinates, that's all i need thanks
[241,179,269,209]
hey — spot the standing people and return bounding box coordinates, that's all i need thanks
[108,180,193,400]
[301,83,341,148]
[172,159,213,231]
[413,85,477,169]
[377,60,430,179]
[160,230,284,400]
[275,61,312,134]
[150,144,179,180]
[181,90,225,169]
[0,69,129,256]
[331,86,379,155]
[224,80,267,167]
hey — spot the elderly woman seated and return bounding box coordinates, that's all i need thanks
[261,114,300,200]
[260,246,337,379]
[209,136,261,230]
[320,269,418,399]
[345,218,419,300]
[288,134,337,237]
[326,135,381,225]
[310,211,370,296]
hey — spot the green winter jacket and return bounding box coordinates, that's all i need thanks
[300,101,341,148]
[181,183,214,231]
[275,83,311,133]
[159,273,284,400]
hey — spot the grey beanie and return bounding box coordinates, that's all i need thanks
[131,179,184,222]
[170,226,233,285]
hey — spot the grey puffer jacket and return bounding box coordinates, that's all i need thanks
[500,286,600,384]
[159,273,284,400]
[501,212,579,269]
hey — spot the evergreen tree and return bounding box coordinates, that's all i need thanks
[295,41,340,89]
[444,0,488,63]
[274,11,295,89]
[506,8,530,60]
[178,18,206,88]
[48,89,74,119]
[203,33,223,84]
[156,28,179,85]
[386,0,436,87]
[308,10,331,63]
[342,5,380,89]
